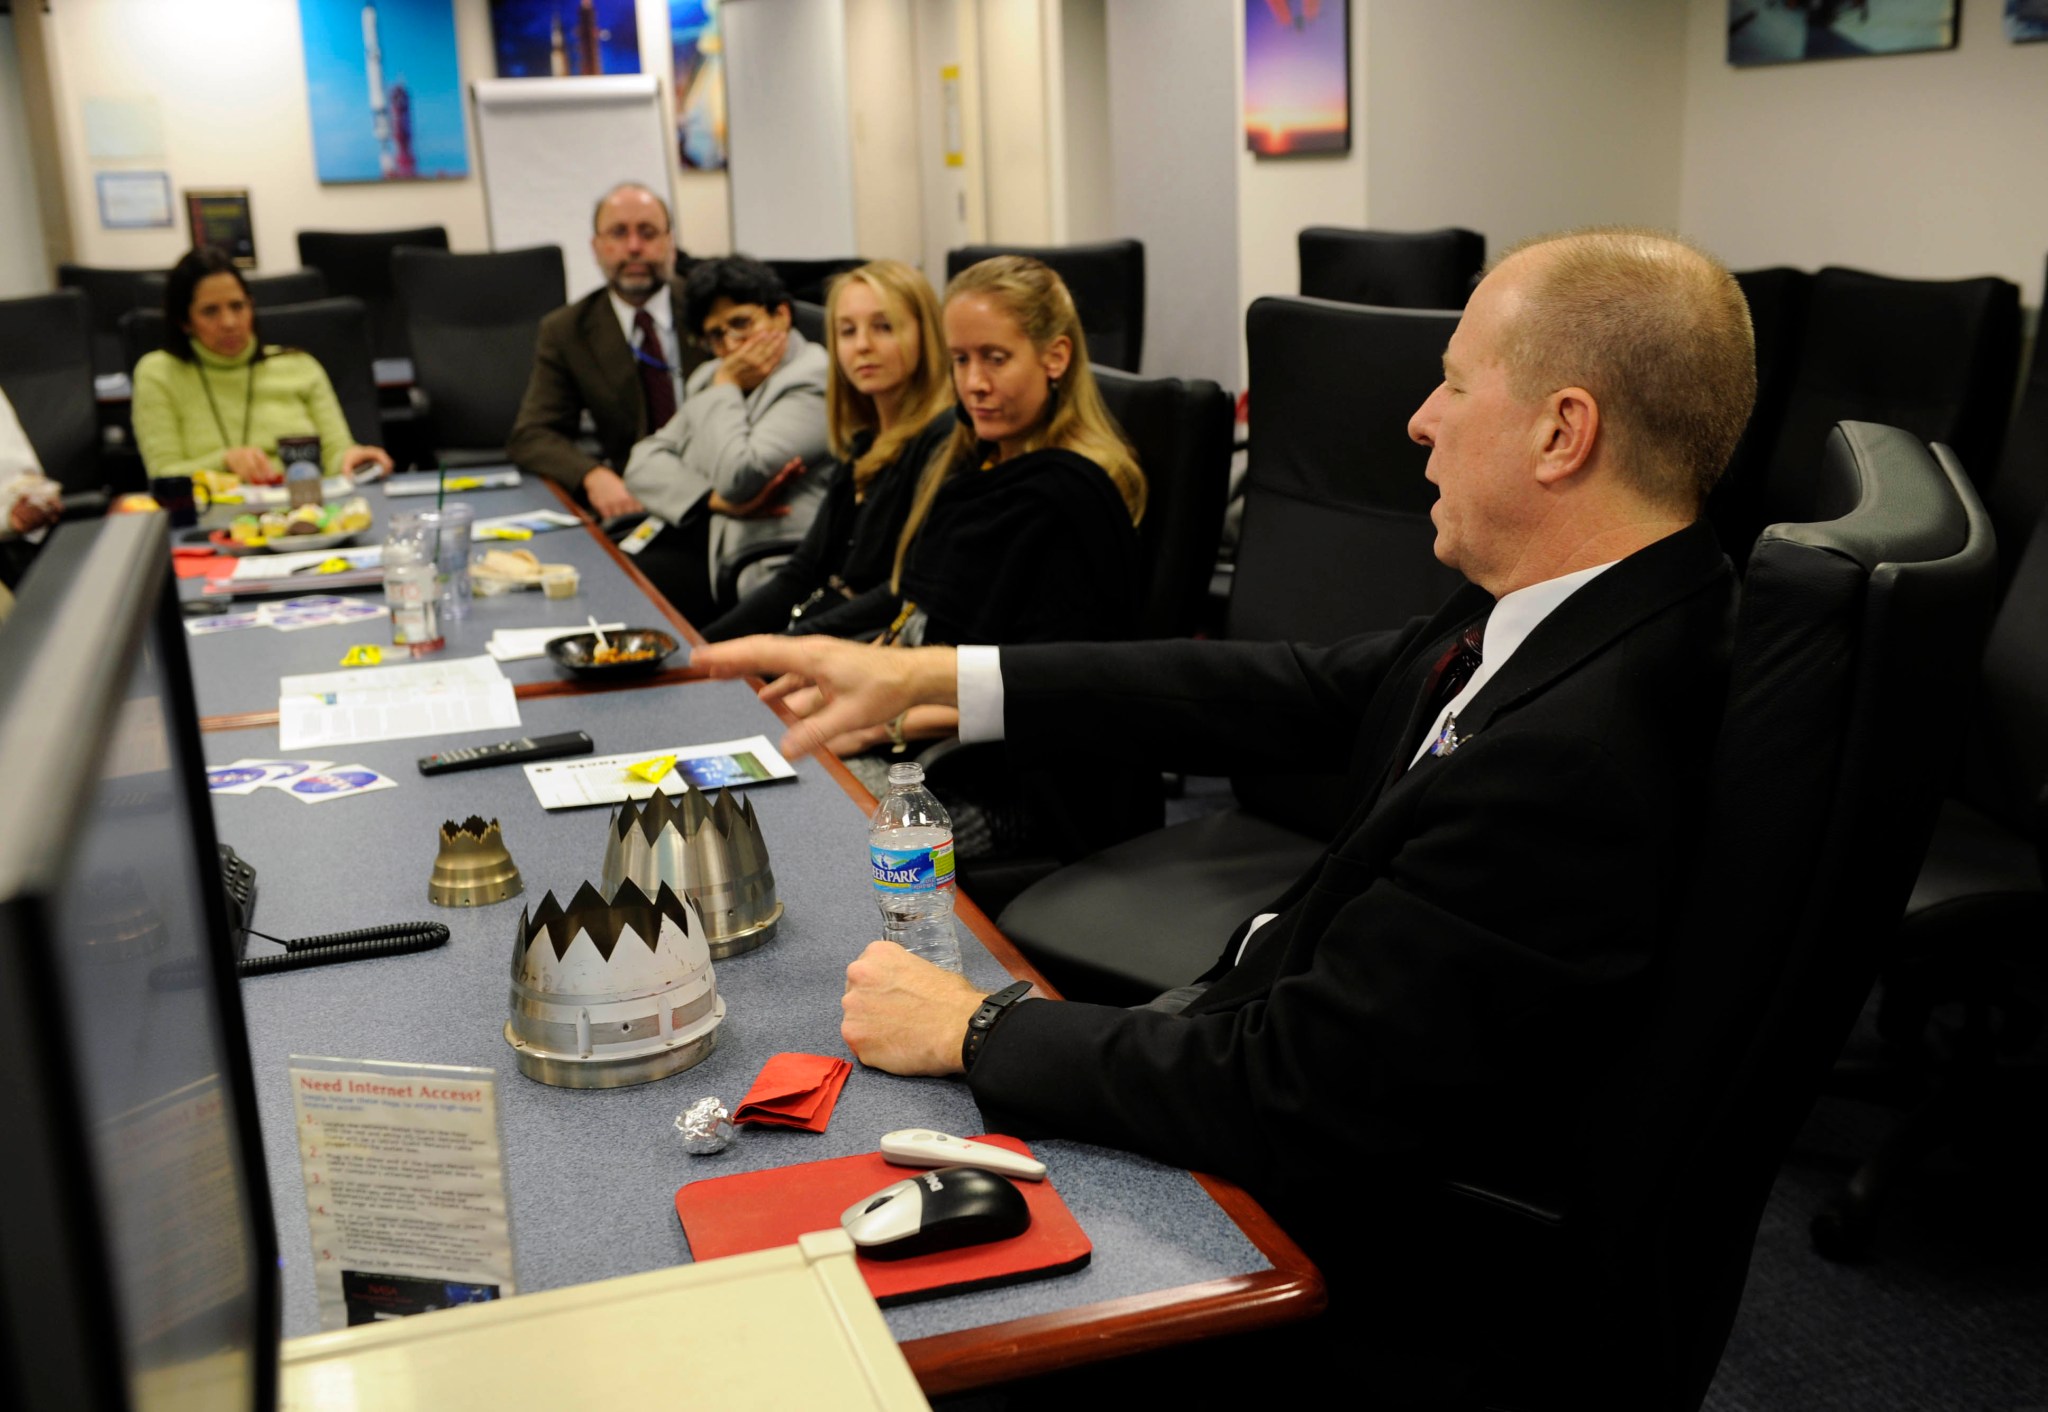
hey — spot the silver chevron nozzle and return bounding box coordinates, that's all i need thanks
[598,784,782,959]
[504,879,723,1089]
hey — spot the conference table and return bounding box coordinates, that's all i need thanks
[185,473,1324,1395]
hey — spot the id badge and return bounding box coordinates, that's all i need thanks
[619,516,666,556]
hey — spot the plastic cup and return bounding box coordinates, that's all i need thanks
[541,565,580,600]
[391,504,474,621]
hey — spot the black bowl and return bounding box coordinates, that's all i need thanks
[544,628,680,679]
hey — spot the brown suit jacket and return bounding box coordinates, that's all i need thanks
[506,281,710,496]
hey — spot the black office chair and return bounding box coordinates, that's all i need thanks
[1808,489,2048,1262]
[392,246,566,463]
[1978,253,2048,573]
[1296,226,1485,310]
[1709,266,1812,567]
[995,297,1463,1003]
[56,263,165,378]
[1762,266,2020,529]
[0,290,102,496]
[1423,422,1997,1408]
[946,240,1145,372]
[790,299,828,347]
[296,225,450,360]
[243,268,329,308]
[767,258,865,307]
[119,298,381,454]
[924,367,1232,915]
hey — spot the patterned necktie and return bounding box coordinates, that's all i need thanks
[1394,619,1486,778]
[634,309,677,428]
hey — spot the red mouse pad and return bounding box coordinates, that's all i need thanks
[675,1135,1090,1307]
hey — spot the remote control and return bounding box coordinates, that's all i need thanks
[879,1129,1047,1181]
[418,731,595,776]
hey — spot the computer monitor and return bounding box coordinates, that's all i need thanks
[0,515,278,1411]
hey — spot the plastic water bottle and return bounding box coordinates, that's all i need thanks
[868,762,961,971]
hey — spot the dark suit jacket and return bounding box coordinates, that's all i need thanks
[506,283,710,495]
[969,522,1736,1278]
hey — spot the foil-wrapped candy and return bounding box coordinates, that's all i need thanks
[676,1096,734,1154]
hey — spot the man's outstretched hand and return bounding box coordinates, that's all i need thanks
[840,941,987,1076]
[691,636,959,760]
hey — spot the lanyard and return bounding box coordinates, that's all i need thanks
[196,355,256,452]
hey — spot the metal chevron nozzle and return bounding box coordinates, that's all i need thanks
[598,785,782,959]
[428,815,523,907]
[504,879,724,1088]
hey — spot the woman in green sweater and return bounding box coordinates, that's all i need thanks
[131,247,393,484]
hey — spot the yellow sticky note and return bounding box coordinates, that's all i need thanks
[478,526,533,540]
[341,644,382,667]
[315,557,352,574]
[446,476,483,491]
[627,756,675,784]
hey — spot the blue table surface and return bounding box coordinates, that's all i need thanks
[201,590,1273,1345]
[183,478,686,719]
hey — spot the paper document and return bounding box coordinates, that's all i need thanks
[524,736,796,810]
[472,508,580,537]
[485,623,624,662]
[385,467,521,496]
[278,655,520,750]
[229,545,383,581]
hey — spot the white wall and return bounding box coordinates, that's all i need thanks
[1234,0,1368,321]
[32,0,735,278]
[977,0,1052,244]
[846,0,926,264]
[1364,0,1687,255]
[723,0,859,258]
[40,0,495,272]
[0,23,49,298]
[1104,0,1240,387]
[1054,0,1112,243]
[1678,0,2048,306]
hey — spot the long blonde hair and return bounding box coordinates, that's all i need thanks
[891,256,1144,589]
[823,260,953,497]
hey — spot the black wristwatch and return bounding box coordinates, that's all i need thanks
[960,981,1034,1074]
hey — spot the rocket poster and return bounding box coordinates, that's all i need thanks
[298,0,470,183]
[490,0,644,78]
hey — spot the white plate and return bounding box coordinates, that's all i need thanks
[261,529,362,553]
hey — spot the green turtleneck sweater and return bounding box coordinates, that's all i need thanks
[131,338,357,480]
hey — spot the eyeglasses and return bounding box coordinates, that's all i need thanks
[596,223,669,244]
[698,308,767,351]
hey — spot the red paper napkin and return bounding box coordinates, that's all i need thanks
[731,1052,852,1133]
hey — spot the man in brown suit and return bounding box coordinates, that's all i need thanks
[507,182,709,518]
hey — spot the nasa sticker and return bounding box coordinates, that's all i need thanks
[285,766,398,805]
[207,766,274,795]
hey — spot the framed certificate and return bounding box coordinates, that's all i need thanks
[95,171,173,229]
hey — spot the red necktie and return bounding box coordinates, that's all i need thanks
[1390,619,1486,782]
[634,309,677,428]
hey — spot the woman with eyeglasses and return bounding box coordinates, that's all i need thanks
[703,260,955,642]
[130,247,393,485]
[623,255,832,626]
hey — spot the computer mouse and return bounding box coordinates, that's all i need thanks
[839,1165,1031,1260]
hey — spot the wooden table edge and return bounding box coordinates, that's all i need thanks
[200,477,1327,1387]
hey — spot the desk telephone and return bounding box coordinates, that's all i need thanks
[216,843,449,976]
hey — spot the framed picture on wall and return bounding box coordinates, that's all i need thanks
[185,189,256,268]
[96,171,174,230]
[2008,0,2048,42]
[1244,0,1350,158]
[1728,1,1958,66]
[672,0,727,171]
[297,0,470,183]
[490,0,643,77]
